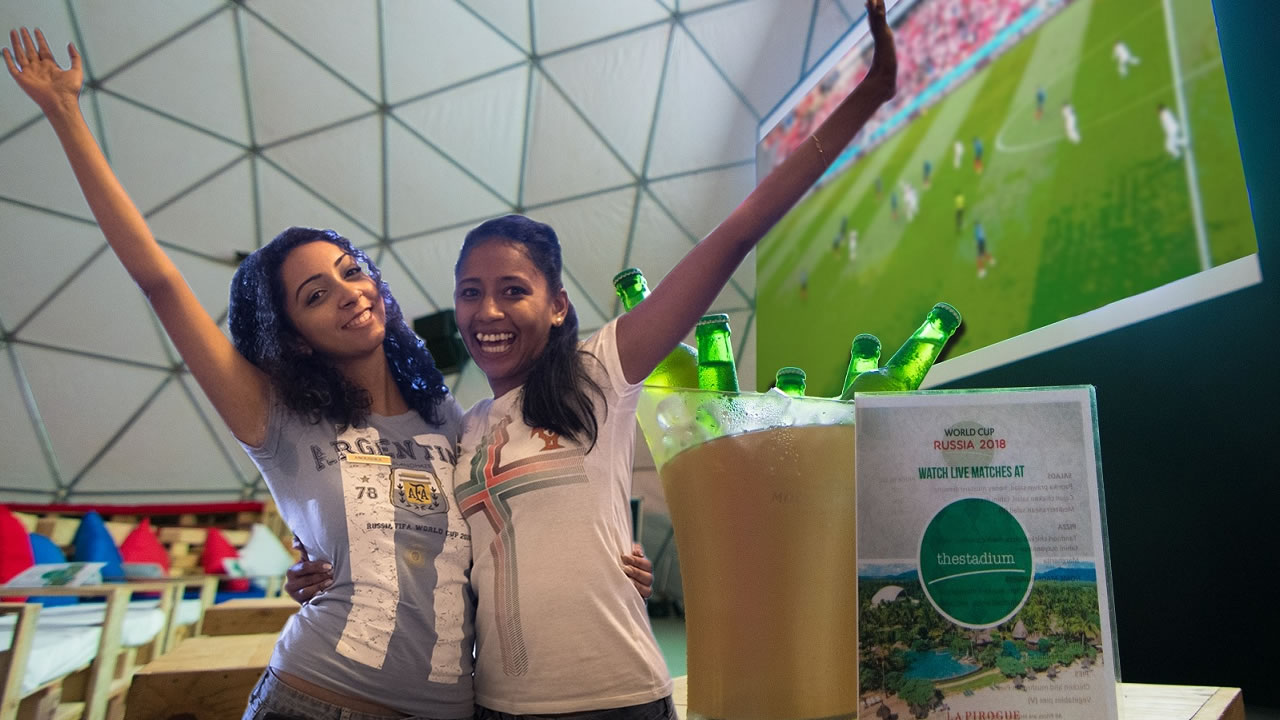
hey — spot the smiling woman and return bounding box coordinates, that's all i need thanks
[454,216,602,448]
[454,235,570,400]
[227,226,446,432]
[9,0,900,712]
[279,243,387,361]
[5,21,661,719]
[444,5,899,718]
[3,24,471,720]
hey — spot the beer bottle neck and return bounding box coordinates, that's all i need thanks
[882,316,956,389]
[775,368,806,397]
[615,281,648,312]
[777,379,805,396]
[841,335,882,397]
[696,327,738,392]
[697,331,735,365]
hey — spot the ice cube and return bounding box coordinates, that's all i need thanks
[656,394,694,432]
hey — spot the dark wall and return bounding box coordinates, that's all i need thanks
[938,0,1279,706]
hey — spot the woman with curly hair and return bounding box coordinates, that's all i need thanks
[6,25,470,717]
[4,27,656,720]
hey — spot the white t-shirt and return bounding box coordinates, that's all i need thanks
[456,319,672,713]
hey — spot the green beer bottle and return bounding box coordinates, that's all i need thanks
[695,314,740,392]
[775,367,807,397]
[612,268,699,388]
[838,333,882,400]
[849,303,962,393]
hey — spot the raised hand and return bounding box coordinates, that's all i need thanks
[863,0,898,103]
[613,0,897,383]
[4,27,83,113]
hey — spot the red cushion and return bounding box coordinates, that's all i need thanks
[0,505,35,601]
[200,527,250,591]
[119,518,170,572]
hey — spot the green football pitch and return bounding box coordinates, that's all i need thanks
[755,0,1256,396]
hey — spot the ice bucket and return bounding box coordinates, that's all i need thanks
[636,387,858,720]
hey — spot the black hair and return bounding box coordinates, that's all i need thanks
[455,214,606,449]
[228,227,448,429]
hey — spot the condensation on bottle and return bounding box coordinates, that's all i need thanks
[695,314,739,392]
[775,367,807,397]
[612,267,699,388]
[839,333,882,400]
[850,303,961,394]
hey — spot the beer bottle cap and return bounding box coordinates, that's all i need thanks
[612,267,643,285]
[697,313,730,327]
[852,333,881,351]
[776,367,806,382]
[931,302,962,329]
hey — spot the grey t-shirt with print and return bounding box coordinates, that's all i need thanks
[241,395,474,718]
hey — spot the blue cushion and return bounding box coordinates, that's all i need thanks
[29,532,65,564]
[71,511,124,581]
[27,534,77,606]
[214,586,268,604]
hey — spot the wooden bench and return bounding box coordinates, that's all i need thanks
[123,632,278,720]
[199,597,298,637]
[1,583,178,720]
[10,511,287,606]
[6,502,284,544]
[0,603,39,720]
[10,504,291,593]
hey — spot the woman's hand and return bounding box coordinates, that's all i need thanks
[621,543,654,601]
[863,0,898,104]
[284,535,333,605]
[4,27,83,114]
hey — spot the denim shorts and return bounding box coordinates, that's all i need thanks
[476,696,675,720]
[242,668,464,720]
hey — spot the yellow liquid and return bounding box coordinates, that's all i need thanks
[661,424,857,720]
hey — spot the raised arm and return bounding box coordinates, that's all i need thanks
[615,0,896,383]
[5,28,270,444]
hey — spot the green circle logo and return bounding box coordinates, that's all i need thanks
[918,498,1033,628]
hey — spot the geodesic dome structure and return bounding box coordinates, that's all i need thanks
[0,0,868,502]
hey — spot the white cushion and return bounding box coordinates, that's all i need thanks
[9,601,166,648]
[0,624,101,697]
[237,524,294,587]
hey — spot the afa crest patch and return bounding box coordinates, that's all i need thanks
[392,468,447,516]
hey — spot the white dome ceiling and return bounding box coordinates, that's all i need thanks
[0,0,867,502]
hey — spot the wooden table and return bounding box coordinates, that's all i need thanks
[124,632,277,720]
[200,596,299,636]
[671,676,1245,720]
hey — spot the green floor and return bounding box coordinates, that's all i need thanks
[650,616,687,678]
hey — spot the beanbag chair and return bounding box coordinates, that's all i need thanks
[200,528,250,592]
[27,533,78,606]
[238,523,294,589]
[70,511,124,581]
[119,518,170,576]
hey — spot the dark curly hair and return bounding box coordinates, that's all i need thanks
[228,227,449,429]
[456,215,606,449]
